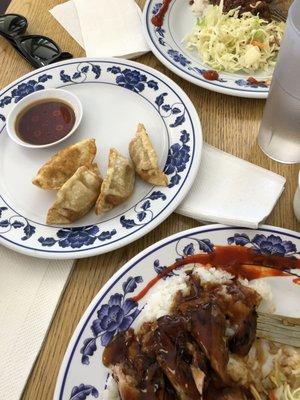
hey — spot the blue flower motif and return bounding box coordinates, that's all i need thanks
[167,50,191,67]
[165,142,190,175]
[92,295,139,346]
[56,226,98,248]
[38,226,116,249]
[164,130,191,188]
[116,69,147,93]
[0,114,5,122]
[252,234,296,256]
[228,233,297,257]
[108,67,159,93]
[11,80,44,103]
[80,276,142,363]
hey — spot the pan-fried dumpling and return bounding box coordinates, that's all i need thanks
[95,148,135,215]
[47,164,102,224]
[33,139,97,190]
[129,124,168,186]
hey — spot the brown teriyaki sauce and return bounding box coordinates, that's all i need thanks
[15,99,75,145]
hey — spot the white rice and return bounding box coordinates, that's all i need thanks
[134,268,190,331]
[193,265,234,284]
[135,265,273,330]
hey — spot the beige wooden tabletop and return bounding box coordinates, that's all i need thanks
[0,0,299,398]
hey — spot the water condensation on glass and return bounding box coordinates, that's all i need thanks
[258,0,300,164]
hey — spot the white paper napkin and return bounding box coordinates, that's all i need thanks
[176,144,286,228]
[50,0,84,48]
[0,246,73,400]
[50,0,150,59]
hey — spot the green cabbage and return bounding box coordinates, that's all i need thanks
[185,0,285,73]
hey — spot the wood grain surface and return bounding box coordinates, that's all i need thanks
[0,0,298,398]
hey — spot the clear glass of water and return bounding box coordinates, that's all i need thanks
[258,0,300,164]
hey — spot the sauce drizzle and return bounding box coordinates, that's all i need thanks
[132,246,300,302]
[151,0,173,27]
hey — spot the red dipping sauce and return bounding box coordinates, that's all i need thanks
[15,99,75,145]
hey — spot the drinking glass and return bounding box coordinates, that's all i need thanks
[258,0,300,164]
[293,171,300,222]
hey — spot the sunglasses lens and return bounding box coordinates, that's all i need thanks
[20,37,60,64]
[0,14,27,37]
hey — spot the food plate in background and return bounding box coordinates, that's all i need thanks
[0,57,202,259]
[54,224,300,399]
[143,0,273,98]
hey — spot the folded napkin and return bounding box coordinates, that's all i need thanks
[176,144,286,228]
[50,0,84,48]
[0,246,73,400]
[50,0,150,59]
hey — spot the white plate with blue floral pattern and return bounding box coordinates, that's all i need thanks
[143,0,272,98]
[54,224,300,399]
[0,57,202,259]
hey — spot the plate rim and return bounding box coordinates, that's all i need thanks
[142,0,269,99]
[54,223,300,399]
[0,57,202,259]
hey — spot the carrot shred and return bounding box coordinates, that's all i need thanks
[251,40,265,49]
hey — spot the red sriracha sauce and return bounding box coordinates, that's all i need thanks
[202,70,219,81]
[151,0,173,27]
[132,245,300,302]
[247,77,259,85]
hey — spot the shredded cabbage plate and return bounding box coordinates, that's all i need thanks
[185,0,285,73]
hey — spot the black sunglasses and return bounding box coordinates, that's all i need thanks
[0,14,73,69]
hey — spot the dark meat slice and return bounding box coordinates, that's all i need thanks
[103,329,172,400]
[109,365,141,400]
[103,331,142,400]
[225,283,261,356]
[188,302,231,384]
[187,341,208,396]
[147,315,204,400]
[192,281,260,357]
[229,307,257,356]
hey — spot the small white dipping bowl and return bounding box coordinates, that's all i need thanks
[6,88,83,149]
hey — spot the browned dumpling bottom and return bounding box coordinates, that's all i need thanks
[32,138,97,190]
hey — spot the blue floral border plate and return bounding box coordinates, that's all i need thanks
[143,0,272,98]
[0,57,202,259]
[54,224,300,400]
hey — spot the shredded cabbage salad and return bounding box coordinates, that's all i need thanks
[185,0,285,73]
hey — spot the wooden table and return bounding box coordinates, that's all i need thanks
[0,0,298,398]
